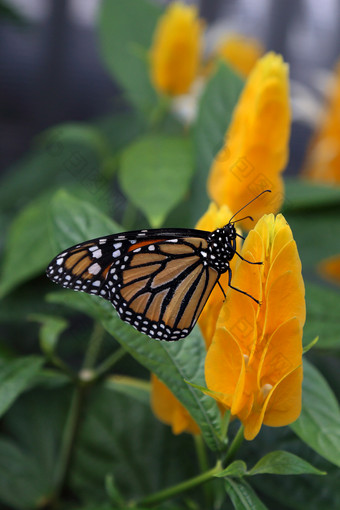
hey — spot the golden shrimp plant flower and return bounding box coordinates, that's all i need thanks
[303,60,340,183]
[216,34,264,77]
[208,52,291,226]
[205,214,305,440]
[151,373,200,435]
[150,2,204,96]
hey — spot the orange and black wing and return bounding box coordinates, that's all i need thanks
[46,229,220,341]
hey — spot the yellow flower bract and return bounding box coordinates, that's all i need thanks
[303,60,340,183]
[205,214,305,440]
[150,2,203,96]
[151,374,200,435]
[208,52,291,227]
[216,34,264,77]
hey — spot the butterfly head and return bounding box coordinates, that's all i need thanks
[206,222,237,273]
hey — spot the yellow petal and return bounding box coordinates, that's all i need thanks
[243,365,302,440]
[258,317,303,387]
[151,374,200,435]
[205,328,245,408]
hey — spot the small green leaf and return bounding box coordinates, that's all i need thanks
[105,375,151,406]
[0,356,44,418]
[105,474,125,506]
[30,314,68,355]
[291,359,340,467]
[216,460,247,478]
[119,134,193,227]
[248,450,326,476]
[192,61,244,221]
[224,478,269,510]
[48,190,121,253]
[98,0,161,113]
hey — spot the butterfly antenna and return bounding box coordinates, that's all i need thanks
[233,215,254,224]
[229,190,271,223]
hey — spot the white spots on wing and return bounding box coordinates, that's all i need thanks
[92,249,102,258]
[99,239,107,244]
[88,263,101,275]
[112,249,121,258]
[113,242,122,249]
[92,280,101,287]
[148,245,155,251]
[56,257,64,265]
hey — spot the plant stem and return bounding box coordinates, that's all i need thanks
[53,383,86,503]
[224,424,244,465]
[135,461,223,508]
[94,347,126,378]
[83,322,105,370]
[194,435,213,508]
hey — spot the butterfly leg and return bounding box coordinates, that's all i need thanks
[217,281,226,299]
[227,267,260,304]
[226,241,262,265]
[235,251,262,265]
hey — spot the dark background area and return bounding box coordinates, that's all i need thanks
[1,0,340,175]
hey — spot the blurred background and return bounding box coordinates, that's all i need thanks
[1,0,340,175]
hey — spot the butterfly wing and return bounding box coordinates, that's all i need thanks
[46,229,220,341]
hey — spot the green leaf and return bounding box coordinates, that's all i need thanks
[224,478,269,510]
[303,283,340,349]
[0,387,70,508]
[192,61,244,221]
[0,356,44,418]
[284,178,340,211]
[48,283,223,449]
[0,193,54,297]
[70,385,198,502]
[48,190,121,253]
[98,0,161,113]
[30,314,68,355]
[291,359,340,467]
[216,460,247,478]
[47,290,224,452]
[248,450,325,476]
[101,320,224,452]
[119,134,193,227]
[0,123,108,216]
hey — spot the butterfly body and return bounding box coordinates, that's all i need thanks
[46,225,238,341]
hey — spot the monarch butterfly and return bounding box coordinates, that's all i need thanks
[46,190,270,341]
